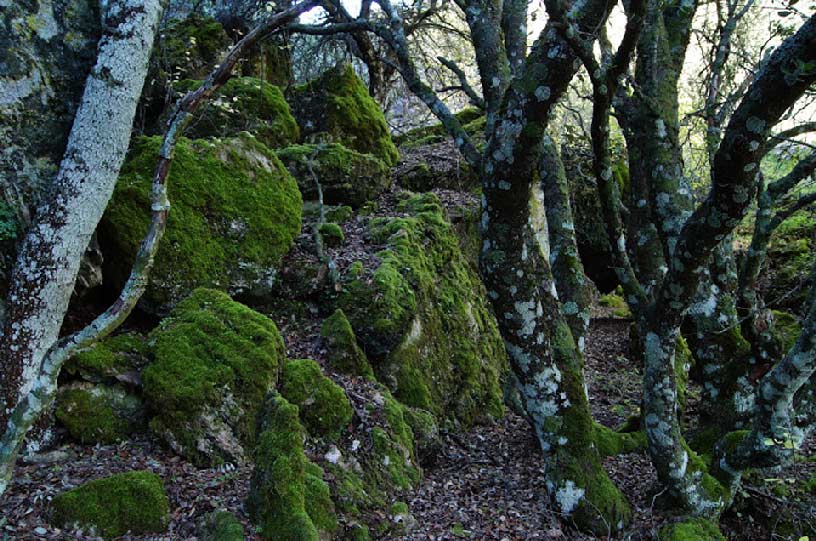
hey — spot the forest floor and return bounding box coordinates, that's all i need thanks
[3,173,815,539]
[4,317,815,540]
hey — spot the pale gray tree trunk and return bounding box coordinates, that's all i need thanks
[0,0,164,494]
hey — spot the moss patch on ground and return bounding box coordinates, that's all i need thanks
[276,143,391,207]
[333,192,507,427]
[659,518,725,540]
[51,471,170,539]
[100,133,301,314]
[142,288,285,466]
[291,64,398,166]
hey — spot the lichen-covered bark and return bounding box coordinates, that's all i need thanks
[0,0,101,323]
[540,136,592,351]
[478,3,632,531]
[0,0,164,493]
[643,14,816,513]
[723,275,816,478]
[614,0,696,294]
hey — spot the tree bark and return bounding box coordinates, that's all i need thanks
[0,0,165,491]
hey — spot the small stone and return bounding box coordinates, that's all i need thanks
[34,527,47,536]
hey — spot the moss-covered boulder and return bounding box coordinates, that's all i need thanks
[55,382,146,444]
[142,289,285,466]
[280,359,353,441]
[290,65,399,166]
[321,387,422,524]
[247,393,338,541]
[321,309,374,378]
[199,510,245,541]
[177,77,299,149]
[276,143,391,207]
[138,14,232,131]
[51,471,170,539]
[100,133,302,314]
[63,332,149,385]
[333,193,507,426]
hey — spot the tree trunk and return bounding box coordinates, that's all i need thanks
[0,0,164,492]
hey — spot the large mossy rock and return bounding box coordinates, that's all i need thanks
[276,143,391,207]
[142,289,286,466]
[321,308,374,378]
[51,471,170,539]
[177,77,299,149]
[247,393,338,541]
[290,64,399,166]
[55,382,146,444]
[333,193,507,426]
[99,133,302,314]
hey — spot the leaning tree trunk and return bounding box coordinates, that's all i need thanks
[478,14,631,534]
[0,0,164,492]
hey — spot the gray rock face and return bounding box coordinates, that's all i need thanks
[0,0,102,320]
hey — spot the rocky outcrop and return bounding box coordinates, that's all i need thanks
[290,64,399,167]
[99,133,302,314]
[276,143,391,207]
[332,193,507,426]
[142,289,286,466]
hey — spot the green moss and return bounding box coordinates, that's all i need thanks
[276,143,391,207]
[593,423,647,456]
[159,14,231,80]
[599,286,631,318]
[394,107,484,147]
[318,222,345,247]
[320,309,374,378]
[0,201,17,241]
[177,77,299,148]
[325,205,354,223]
[292,65,399,166]
[101,134,302,313]
[199,510,245,541]
[280,359,353,440]
[56,383,145,444]
[659,518,725,541]
[142,289,285,466]
[333,193,507,426]
[772,310,802,352]
[247,393,337,541]
[51,471,170,539]
[64,332,149,382]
